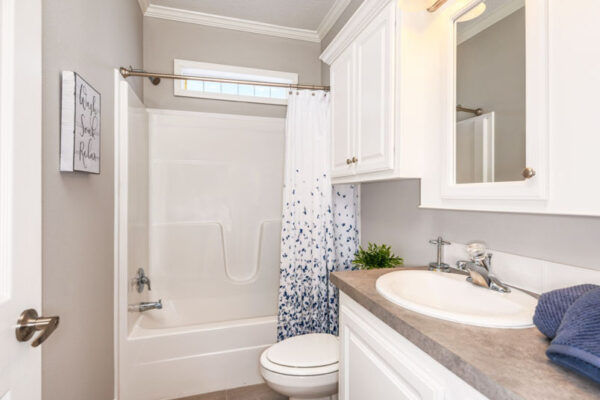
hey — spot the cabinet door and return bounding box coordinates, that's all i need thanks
[340,305,444,400]
[354,4,395,174]
[339,293,489,400]
[330,45,355,178]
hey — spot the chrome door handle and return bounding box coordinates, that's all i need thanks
[16,309,60,347]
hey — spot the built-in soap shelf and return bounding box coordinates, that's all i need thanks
[444,243,600,294]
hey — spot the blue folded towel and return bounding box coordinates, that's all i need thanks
[533,284,599,339]
[546,288,600,384]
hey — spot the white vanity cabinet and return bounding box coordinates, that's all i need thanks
[339,293,488,400]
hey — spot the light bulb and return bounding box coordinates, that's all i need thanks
[456,2,486,22]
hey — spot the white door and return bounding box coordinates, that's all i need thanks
[456,112,495,184]
[0,1,44,399]
[330,45,355,178]
[354,3,395,174]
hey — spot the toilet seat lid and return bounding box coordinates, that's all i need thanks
[267,333,339,368]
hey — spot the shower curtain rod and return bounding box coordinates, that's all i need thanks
[456,104,483,116]
[119,67,330,91]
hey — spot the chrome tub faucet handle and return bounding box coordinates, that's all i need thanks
[134,268,151,293]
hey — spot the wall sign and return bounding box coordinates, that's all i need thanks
[60,71,101,173]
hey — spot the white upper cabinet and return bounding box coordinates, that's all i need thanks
[414,0,600,216]
[354,6,395,175]
[322,0,412,184]
[331,45,356,178]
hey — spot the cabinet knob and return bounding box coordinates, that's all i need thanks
[346,158,352,165]
[352,157,358,163]
[521,167,536,179]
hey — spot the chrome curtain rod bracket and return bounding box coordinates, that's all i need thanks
[119,67,330,91]
[123,67,161,85]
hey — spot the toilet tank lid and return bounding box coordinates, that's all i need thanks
[267,333,339,368]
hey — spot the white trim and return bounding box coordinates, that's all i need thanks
[113,69,124,400]
[317,0,352,40]
[439,0,549,201]
[137,0,150,14]
[173,59,298,105]
[320,0,395,65]
[457,0,525,44]
[144,4,321,42]
[142,0,351,43]
[114,71,149,400]
[1,0,42,397]
[0,0,16,302]
[146,107,287,123]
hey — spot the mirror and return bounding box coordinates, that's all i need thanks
[455,0,526,184]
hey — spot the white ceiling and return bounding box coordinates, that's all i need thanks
[149,0,337,30]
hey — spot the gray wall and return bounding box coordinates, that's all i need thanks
[457,8,526,182]
[42,1,143,399]
[143,17,322,118]
[361,180,600,270]
[320,0,365,85]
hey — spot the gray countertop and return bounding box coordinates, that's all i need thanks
[331,267,600,400]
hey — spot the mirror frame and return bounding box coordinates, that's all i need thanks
[441,0,549,200]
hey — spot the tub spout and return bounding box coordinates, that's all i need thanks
[129,299,163,312]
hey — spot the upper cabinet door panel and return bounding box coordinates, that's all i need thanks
[331,45,356,178]
[354,4,395,174]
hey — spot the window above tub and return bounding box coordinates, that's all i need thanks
[173,59,298,105]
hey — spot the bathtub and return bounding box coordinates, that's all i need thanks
[120,299,277,400]
[116,107,284,400]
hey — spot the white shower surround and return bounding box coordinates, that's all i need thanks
[116,80,286,400]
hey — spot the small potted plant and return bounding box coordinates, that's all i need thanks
[352,242,404,270]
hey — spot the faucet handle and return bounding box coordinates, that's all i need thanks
[482,253,493,271]
[429,236,451,246]
[429,236,451,272]
[135,268,151,293]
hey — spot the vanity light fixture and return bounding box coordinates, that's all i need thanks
[426,0,448,12]
[456,2,486,22]
[398,0,486,17]
[397,0,448,12]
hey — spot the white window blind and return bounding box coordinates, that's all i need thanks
[173,59,298,105]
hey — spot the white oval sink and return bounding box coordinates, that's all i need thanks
[376,270,537,329]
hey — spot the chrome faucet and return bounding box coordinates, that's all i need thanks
[134,268,151,293]
[128,299,163,312]
[456,244,511,293]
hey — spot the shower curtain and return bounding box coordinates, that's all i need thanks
[277,91,359,341]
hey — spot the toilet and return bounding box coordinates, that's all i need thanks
[260,333,339,400]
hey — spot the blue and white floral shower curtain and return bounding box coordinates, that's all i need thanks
[277,91,359,341]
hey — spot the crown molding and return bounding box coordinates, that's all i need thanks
[137,0,150,14]
[144,4,321,42]
[320,0,394,64]
[457,0,524,44]
[317,0,352,40]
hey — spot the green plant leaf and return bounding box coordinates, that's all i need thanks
[352,242,404,270]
